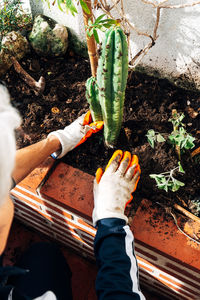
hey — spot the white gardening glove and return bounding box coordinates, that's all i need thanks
[92,150,141,227]
[48,111,103,159]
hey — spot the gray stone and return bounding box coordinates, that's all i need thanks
[29,14,68,57]
[0,31,30,77]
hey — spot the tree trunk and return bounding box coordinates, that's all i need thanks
[82,0,98,77]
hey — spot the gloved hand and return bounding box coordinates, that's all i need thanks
[48,111,103,159]
[92,150,141,226]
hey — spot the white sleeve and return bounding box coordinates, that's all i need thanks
[34,291,57,300]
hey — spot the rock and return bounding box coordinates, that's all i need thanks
[0,31,30,77]
[29,14,68,57]
[67,29,88,58]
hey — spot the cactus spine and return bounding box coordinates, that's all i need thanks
[86,26,128,147]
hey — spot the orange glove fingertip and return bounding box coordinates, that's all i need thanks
[96,167,103,184]
[105,150,123,171]
[130,154,139,167]
[83,111,92,125]
[90,121,104,130]
[122,151,131,164]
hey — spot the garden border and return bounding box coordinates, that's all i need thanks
[10,158,200,300]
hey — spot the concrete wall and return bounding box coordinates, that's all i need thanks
[29,0,200,90]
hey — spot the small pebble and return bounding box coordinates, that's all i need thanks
[51,107,60,114]
[66,99,72,104]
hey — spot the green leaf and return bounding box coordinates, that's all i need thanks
[65,0,78,15]
[178,162,185,173]
[174,179,185,187]
[88,18,93,26]
[57,0,64,11]
[171,179,185,192]
[95,14,106,24]
[182,135,195,150]
[149,174,163,179]
[93,29,99,43]
[80,0,90,14]
[150,174,166,187]
[156,133,166,143]
[169,112,185,129]
[146,129,156,148]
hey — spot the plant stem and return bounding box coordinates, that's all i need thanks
[172,109,181,160]
[82,0,98,77]
[160,166,178,176]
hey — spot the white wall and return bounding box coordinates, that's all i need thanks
[29,0,200,90]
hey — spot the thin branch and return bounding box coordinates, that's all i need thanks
[153,7,161,40]
[109,0,120,11]
[110,0,152,38]
[170,210,200,245]
[159,1,200,9]
[129,40,154,68]
[120,0,124,12]
[98,0,116,19]
[140,0,157,7]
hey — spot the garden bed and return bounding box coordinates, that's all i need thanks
[3,49,200,216]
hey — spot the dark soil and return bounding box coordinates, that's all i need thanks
[3,49,200,216]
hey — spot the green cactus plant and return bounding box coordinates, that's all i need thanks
[85,26,128,148]
[85,76,103,122]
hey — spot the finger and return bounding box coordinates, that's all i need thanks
[75,126,93,148]
[131,170,141,193]
[96,167,103,184]
[89,121,104,131]
[105,150,123,173]
[125,171,141,208]
[130,154,138,167]
[83,111,92,125]
[105,150,123,171]
[125,164,137,180]
[117,151,131,176]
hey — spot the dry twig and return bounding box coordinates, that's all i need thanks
[11,57,45,95]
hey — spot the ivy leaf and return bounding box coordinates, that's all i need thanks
[146,129,156,148]
[182,135,195,150]
[169,112,185,129]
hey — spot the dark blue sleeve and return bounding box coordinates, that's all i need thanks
[94,218,145,300]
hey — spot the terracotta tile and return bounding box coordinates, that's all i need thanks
[131,199,200,268]
[40,162,94,221]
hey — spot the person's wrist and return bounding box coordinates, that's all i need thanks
[47,134,61,152]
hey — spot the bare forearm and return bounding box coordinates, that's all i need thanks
[12,136,61,184]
